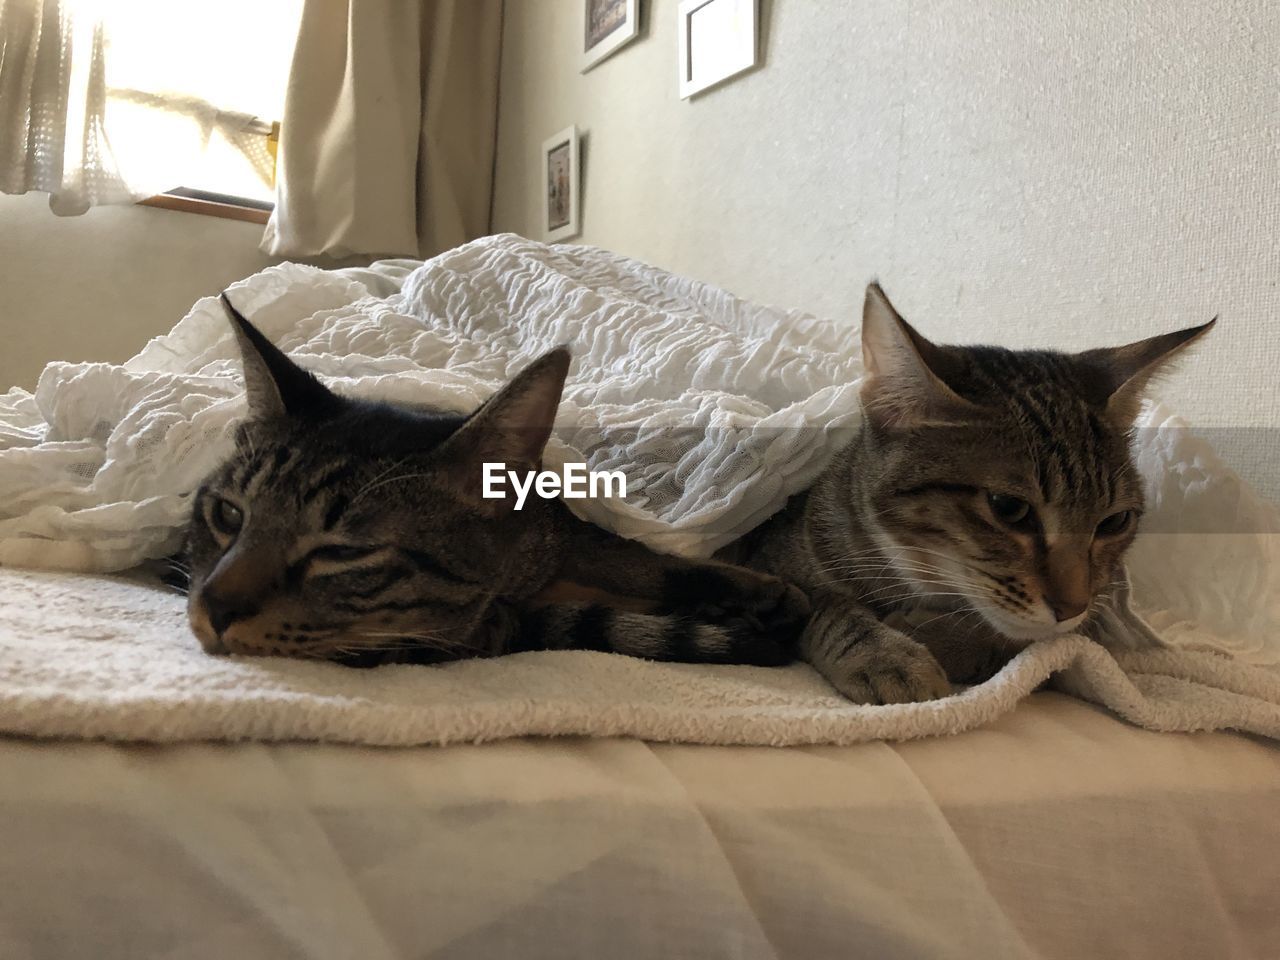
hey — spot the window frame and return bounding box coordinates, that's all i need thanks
[136,120,279,224]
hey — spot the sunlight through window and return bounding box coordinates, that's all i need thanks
[94,0,304,204]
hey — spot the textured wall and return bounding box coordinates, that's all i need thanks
[493,0,1279,500]
[0,192,280,390]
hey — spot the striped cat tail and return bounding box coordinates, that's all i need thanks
[512,604,794,666]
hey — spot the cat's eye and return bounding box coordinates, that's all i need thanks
[987,493,1033,528]
[209,497,244,536]
[1096,510,1134,537]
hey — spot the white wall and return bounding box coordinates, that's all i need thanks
[493,0,1280,500]
[0,192,280,390]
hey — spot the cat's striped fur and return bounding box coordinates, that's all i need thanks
[183,296,808,667]
[720,282,1213,704]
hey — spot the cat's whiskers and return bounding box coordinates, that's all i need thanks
[347,456,413,508]
[821,562,989,589]
[906,605,988,634]
[352,629,454,638]
[951,610,995,642]
[1090,596,1119,618]
[818,545,998,586]
[819,554,963,574]
[821,587,976,606]
[329,628,482,656]
[819,562,990,594]
[160,556,193,595]
[818,551,984,579]
[815,545,907,569]
[318,640,453,659]
[890,544,1002,582]
[347,632,453,646]
[864,595,959,611]
[817,549,1005,615]
[822,575,981,598]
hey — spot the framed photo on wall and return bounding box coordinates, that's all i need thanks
[582,0,639,72]
[677,0,757,98]
[542,125,581,242]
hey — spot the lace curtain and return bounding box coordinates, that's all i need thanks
[0,0,292,215]
[0,0,129,213]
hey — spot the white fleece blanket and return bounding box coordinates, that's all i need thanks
[1,566,1277,744]
[0,234,1278,745]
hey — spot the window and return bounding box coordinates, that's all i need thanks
[101,1,304,211]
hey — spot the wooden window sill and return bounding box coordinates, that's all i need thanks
[139,190,272,225]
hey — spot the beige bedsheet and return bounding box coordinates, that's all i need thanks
[1,696,1275,959]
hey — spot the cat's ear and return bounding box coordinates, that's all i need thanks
[859,282,975,429]
[220,293,340,420]
[437,347,571,506]
[1077,319,1216,424]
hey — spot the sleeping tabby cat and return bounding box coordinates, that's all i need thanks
[720,282,1213,704]
[183,296,808,667]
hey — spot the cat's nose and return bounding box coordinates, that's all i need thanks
[1048,595,1088,622]
[1044,545,1090,624]
[202,592,256,637]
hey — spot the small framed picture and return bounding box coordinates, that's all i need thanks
[582,0,640,72]
[677,0,757,99]
[542,125,581,242]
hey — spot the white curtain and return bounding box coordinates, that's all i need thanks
[261,0,503,260]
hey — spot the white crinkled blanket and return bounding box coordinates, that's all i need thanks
[1,233,1277,666]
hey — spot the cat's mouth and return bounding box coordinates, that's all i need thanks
[187,605,226,655]
[977,604,1088,642]
[188,598,468,664]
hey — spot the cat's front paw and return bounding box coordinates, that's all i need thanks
[881,604,1014,686]
[823,628,952,705]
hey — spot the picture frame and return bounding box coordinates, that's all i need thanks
[542,125,581,243]
[582,0,640,73]
[677,0,758,99]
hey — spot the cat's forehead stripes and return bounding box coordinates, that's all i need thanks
[322,494,351,531]
[226,437,365,516]
[953,348,1119,508]
[229,441,304,498]
[301,461,362,504]
[1006,396,1104,506]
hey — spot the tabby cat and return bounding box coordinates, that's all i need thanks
[720,282,1213,704]
[183,296,808,667]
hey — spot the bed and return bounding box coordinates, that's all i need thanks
[1,239,1277,959]
[1,691,1276,958]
